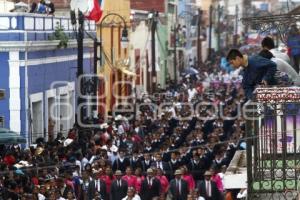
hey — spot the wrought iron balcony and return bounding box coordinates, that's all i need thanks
[246,86,300,200]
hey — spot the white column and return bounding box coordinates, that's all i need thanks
[8,51,21,133]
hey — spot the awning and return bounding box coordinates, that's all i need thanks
[118,67,136,77]
[0,128,26,144]
[288,6,300,15]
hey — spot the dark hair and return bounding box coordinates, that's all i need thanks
[226,49,243,61]
[48,3,55,13]
[261,37,275,49]
[259,49,274,60]
[30,2,37,13]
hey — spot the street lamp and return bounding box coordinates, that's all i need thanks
[70,10,85,125]
[95,13,129,115]
[121,28,129,48]
[99,13,129,64]
[99,13,129,48]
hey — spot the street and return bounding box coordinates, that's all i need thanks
[1,0,300,200]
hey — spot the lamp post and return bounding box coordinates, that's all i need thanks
[217,5,222,52]
[98,13,129,114]
[148,10,159,94]
[208,5,213,61]
[99,13,129,53]
[172,24,178,85]
[70,10,85,125]
[196,9,202,66]
[234,5,239,47]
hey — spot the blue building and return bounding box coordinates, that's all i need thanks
[0,13,95,145]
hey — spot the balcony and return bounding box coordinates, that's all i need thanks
[0,13,96,41]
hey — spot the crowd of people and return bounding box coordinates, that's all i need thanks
[0,57,246,200]
[29,0,55,15]
[10,0,55,15]
[1,36,297,200]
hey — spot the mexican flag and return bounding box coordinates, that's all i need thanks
[86,0,104,22]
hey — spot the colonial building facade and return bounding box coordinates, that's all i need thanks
[0,13,95,144]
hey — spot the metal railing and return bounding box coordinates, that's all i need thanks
[246,87,300,200]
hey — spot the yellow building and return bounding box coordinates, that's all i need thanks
[97,0,132,117]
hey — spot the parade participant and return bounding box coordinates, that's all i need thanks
[140,169,161,200]
[169,170,189,200]
[181,166,195,193]
[198,171,221,200]
[122,167,138,190]
[110,170,128,200]
[156,168,169,195]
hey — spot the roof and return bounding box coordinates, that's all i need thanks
[288,5,300,15]
[130,0,165,13]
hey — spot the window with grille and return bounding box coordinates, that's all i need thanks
[0,90,4,127]
[0,116,4,127]
[0,89,4,100]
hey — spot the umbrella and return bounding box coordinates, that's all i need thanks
[182,67,199,76]
[0,128,26,144]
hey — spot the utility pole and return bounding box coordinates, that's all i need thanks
[197,8,202,67]
[208,5,213,61]
[217,5,221,52]
[151,11,158,94]
[173,7,178,85]
[93,39,101,117]
[225,15,229,47]
[243,0,251,35]
[77,11,84,125]
[173,26,177,84]
[234,5,239,47]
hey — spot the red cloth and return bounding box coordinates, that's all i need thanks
[182,174,195,192]
[107,125,113,134]
[135,176,144,193]
[85,0,103,22]
[211,174,224,192]
[100,175,115,193]
[3,155,16,166]
[156,175,169,194]
[31,177,39,185]
[196,84,203,94]
[132,135,142,143]
[65,179,75,190]
[122,175,138,189]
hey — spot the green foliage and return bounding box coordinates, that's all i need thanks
[49,23,69,48]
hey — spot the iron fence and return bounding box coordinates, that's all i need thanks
[246,87,300,200]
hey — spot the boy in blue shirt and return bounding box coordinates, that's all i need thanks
[227,49,277,100]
